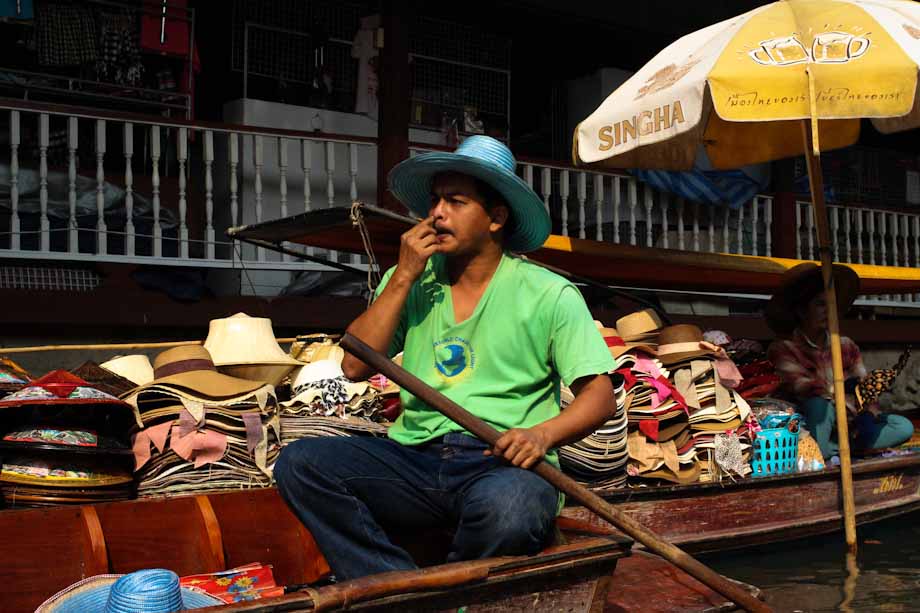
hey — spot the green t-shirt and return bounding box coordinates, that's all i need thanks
[375,252,616,467]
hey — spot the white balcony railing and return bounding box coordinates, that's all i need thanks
[410,146,775,258]
[0,100,917,305]
[518,160,774,258]
[796,201,920,304]
[0,101,375,278]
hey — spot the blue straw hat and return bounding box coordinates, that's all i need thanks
[37,569,223,613]
[388,135,551,253]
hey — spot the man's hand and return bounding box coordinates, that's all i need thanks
[485,427,550,469]
[395,216,439,284]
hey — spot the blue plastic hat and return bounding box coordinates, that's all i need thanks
[388,135,551,253]
[37,569,223,613]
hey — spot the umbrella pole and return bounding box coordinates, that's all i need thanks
[801,119,858,554]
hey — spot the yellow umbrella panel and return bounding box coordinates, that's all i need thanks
[574,0,920,170]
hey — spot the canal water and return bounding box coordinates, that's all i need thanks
[701,511,920,612]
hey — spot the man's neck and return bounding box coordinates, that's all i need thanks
[445,243,503,287]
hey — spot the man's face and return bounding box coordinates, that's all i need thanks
[428,173,507,256]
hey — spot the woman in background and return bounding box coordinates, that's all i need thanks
[766,264,913,459]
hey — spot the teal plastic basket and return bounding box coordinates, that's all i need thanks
[752,427,799,477]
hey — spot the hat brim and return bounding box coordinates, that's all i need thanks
[135,370,266,399]
[609,343,658,358]
[766,263,860,336]
[388,152,551,253]
[37,575,223,612]
[282,381,369,408]
[658,349,716,366]
[0,397,132,410]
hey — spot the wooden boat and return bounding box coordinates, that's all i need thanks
[0,487,761,613]
[227,205,920,296]
[562,452,920,554]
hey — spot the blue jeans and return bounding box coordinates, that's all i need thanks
[273,433,558,581]
[801,397,914,459]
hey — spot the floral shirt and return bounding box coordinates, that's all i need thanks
[767,329,867,401]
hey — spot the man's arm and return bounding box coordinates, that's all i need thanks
[486,373,615,469]
[341,216,438,381]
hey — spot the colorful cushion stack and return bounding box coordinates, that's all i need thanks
[0,370,135,507]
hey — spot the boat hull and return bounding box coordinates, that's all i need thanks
[561,454,920,553]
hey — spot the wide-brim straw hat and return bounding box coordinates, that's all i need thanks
[765,263,860,336]
[616,309,664,343]
[132,345,267,399]
[36,568,222,612]
[656,324,718,366]
[388,135,551,253]
[101,355,154,386]
[595,322,657,358]
[204,313,302,367]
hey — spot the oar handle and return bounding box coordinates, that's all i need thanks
[339,333,770,613]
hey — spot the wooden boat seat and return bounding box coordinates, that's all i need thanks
[0,505,108,613]
[207,487,330,586]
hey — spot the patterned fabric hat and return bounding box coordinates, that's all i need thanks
[0,370,132,410]
[856,348,911,412]
[71,362,138,398]
[36,568,222,612]
[283,352,370,409]
[0,357,33,393]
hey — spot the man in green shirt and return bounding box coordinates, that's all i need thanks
[275,136,617,581]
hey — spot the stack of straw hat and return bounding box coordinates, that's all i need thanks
[558,374,629,490]
[559,309,664,490]
[279,343,389,442]
[655,324,754,482]
[122,345,281,498]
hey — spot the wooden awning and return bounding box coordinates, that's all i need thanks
[228,205,920,296]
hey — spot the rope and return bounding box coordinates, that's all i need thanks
[233,242,269,318]
[350,202,383,307]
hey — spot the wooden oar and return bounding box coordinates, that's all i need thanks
[339,332,770,613]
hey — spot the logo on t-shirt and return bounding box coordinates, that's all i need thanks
[434,337,475,380]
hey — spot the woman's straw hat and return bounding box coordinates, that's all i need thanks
[765,263,860,336]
